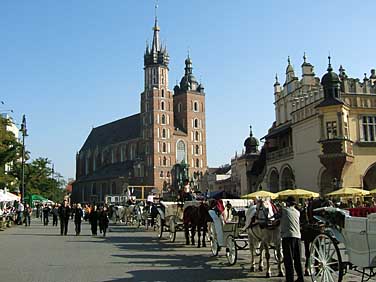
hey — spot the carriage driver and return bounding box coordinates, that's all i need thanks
[280,196,304,282]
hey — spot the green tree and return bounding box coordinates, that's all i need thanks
[0,115,22,191]
[11,157,66,203]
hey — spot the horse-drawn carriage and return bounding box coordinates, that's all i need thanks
[209,199,249,265]
[308,206,376,282]
[154,200,204,243]
[209,198,283,277]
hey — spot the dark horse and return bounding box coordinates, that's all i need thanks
[300,198,334,275]
[183,203,211,248]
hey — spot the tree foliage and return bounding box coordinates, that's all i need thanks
[11,158,66,203]
[0,116,21,190]
[1,115,66,202]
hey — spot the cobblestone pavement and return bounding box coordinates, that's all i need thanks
[0,218,371,282]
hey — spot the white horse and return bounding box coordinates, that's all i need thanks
[245,199,284,278]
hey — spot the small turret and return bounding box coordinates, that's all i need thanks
[317,56,343,107]
[274,74,281,94]
[285,56,296,83]
[301,52,315,77]
[244,125,259,154]
[370,69,376,85]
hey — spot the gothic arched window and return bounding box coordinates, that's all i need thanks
[176,140,186,163]
[194,101,199,112]
[194,118,199,128]
[161,114,166,125]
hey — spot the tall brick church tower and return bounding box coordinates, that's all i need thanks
[141,15,207,189]
[141,15,175,188]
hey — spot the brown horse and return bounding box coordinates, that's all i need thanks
[183,202,211,247]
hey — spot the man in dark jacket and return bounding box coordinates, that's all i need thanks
[42,204,50,226]
[58,200,70,235]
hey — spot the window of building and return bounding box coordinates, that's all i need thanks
[162,128,166,138]
[195,131,199,141]
[163,157,167,166]
[161,101,165,111]
[196,158,200,168]
[362,116,376,142]
[193,101,199,112]
[111,149,115,163]
[162,142,167,153]
[161,89,165,97]
[326,121,337,139]
[194,118,199,128]
[344,121,349,139]
[178,103,182,113]
[160,171,164,178]
[161,114,166,125]
[195,145,200,155]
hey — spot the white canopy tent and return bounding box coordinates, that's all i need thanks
[0,189,20,202]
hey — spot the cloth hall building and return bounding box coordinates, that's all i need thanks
[72,18,207,203]
[260,55,376,195]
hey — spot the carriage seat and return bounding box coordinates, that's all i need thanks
[343,215,376,268]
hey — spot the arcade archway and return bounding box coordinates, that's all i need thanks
[280,165,294,190]
[364,163,376,190]
[269,169,279,193]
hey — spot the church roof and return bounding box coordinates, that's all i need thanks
[80,113,140,151]
[75,161,135,183]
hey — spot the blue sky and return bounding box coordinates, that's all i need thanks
[1,1,375,180]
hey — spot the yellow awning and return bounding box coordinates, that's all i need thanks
[277,188,319,199]
[326,187,370,197]
[241,190,277,199]
[368,188,376,195]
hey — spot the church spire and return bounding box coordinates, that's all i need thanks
[144,2,169,67]
[151,3,160,53]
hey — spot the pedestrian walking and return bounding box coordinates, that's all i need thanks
[74,203,83,236]
[17,201,24,225]
[52,204,59,226]
[89,205,99,235]
[280,196,304,282]
[23,204,32,226]
[99,206,109,237]
[58,200,70,235]
[42,204,50,226]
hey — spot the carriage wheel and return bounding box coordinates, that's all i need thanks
[309,233,343,282]
[169,219,176,242]
[155,215,163,239]
[210,224,219,256]
[226,236,237,265]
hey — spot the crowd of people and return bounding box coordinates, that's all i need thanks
[0,199,111,237]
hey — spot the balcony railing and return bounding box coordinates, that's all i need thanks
[266,146,293,162]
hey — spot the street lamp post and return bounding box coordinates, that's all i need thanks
[20,115,27,203]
